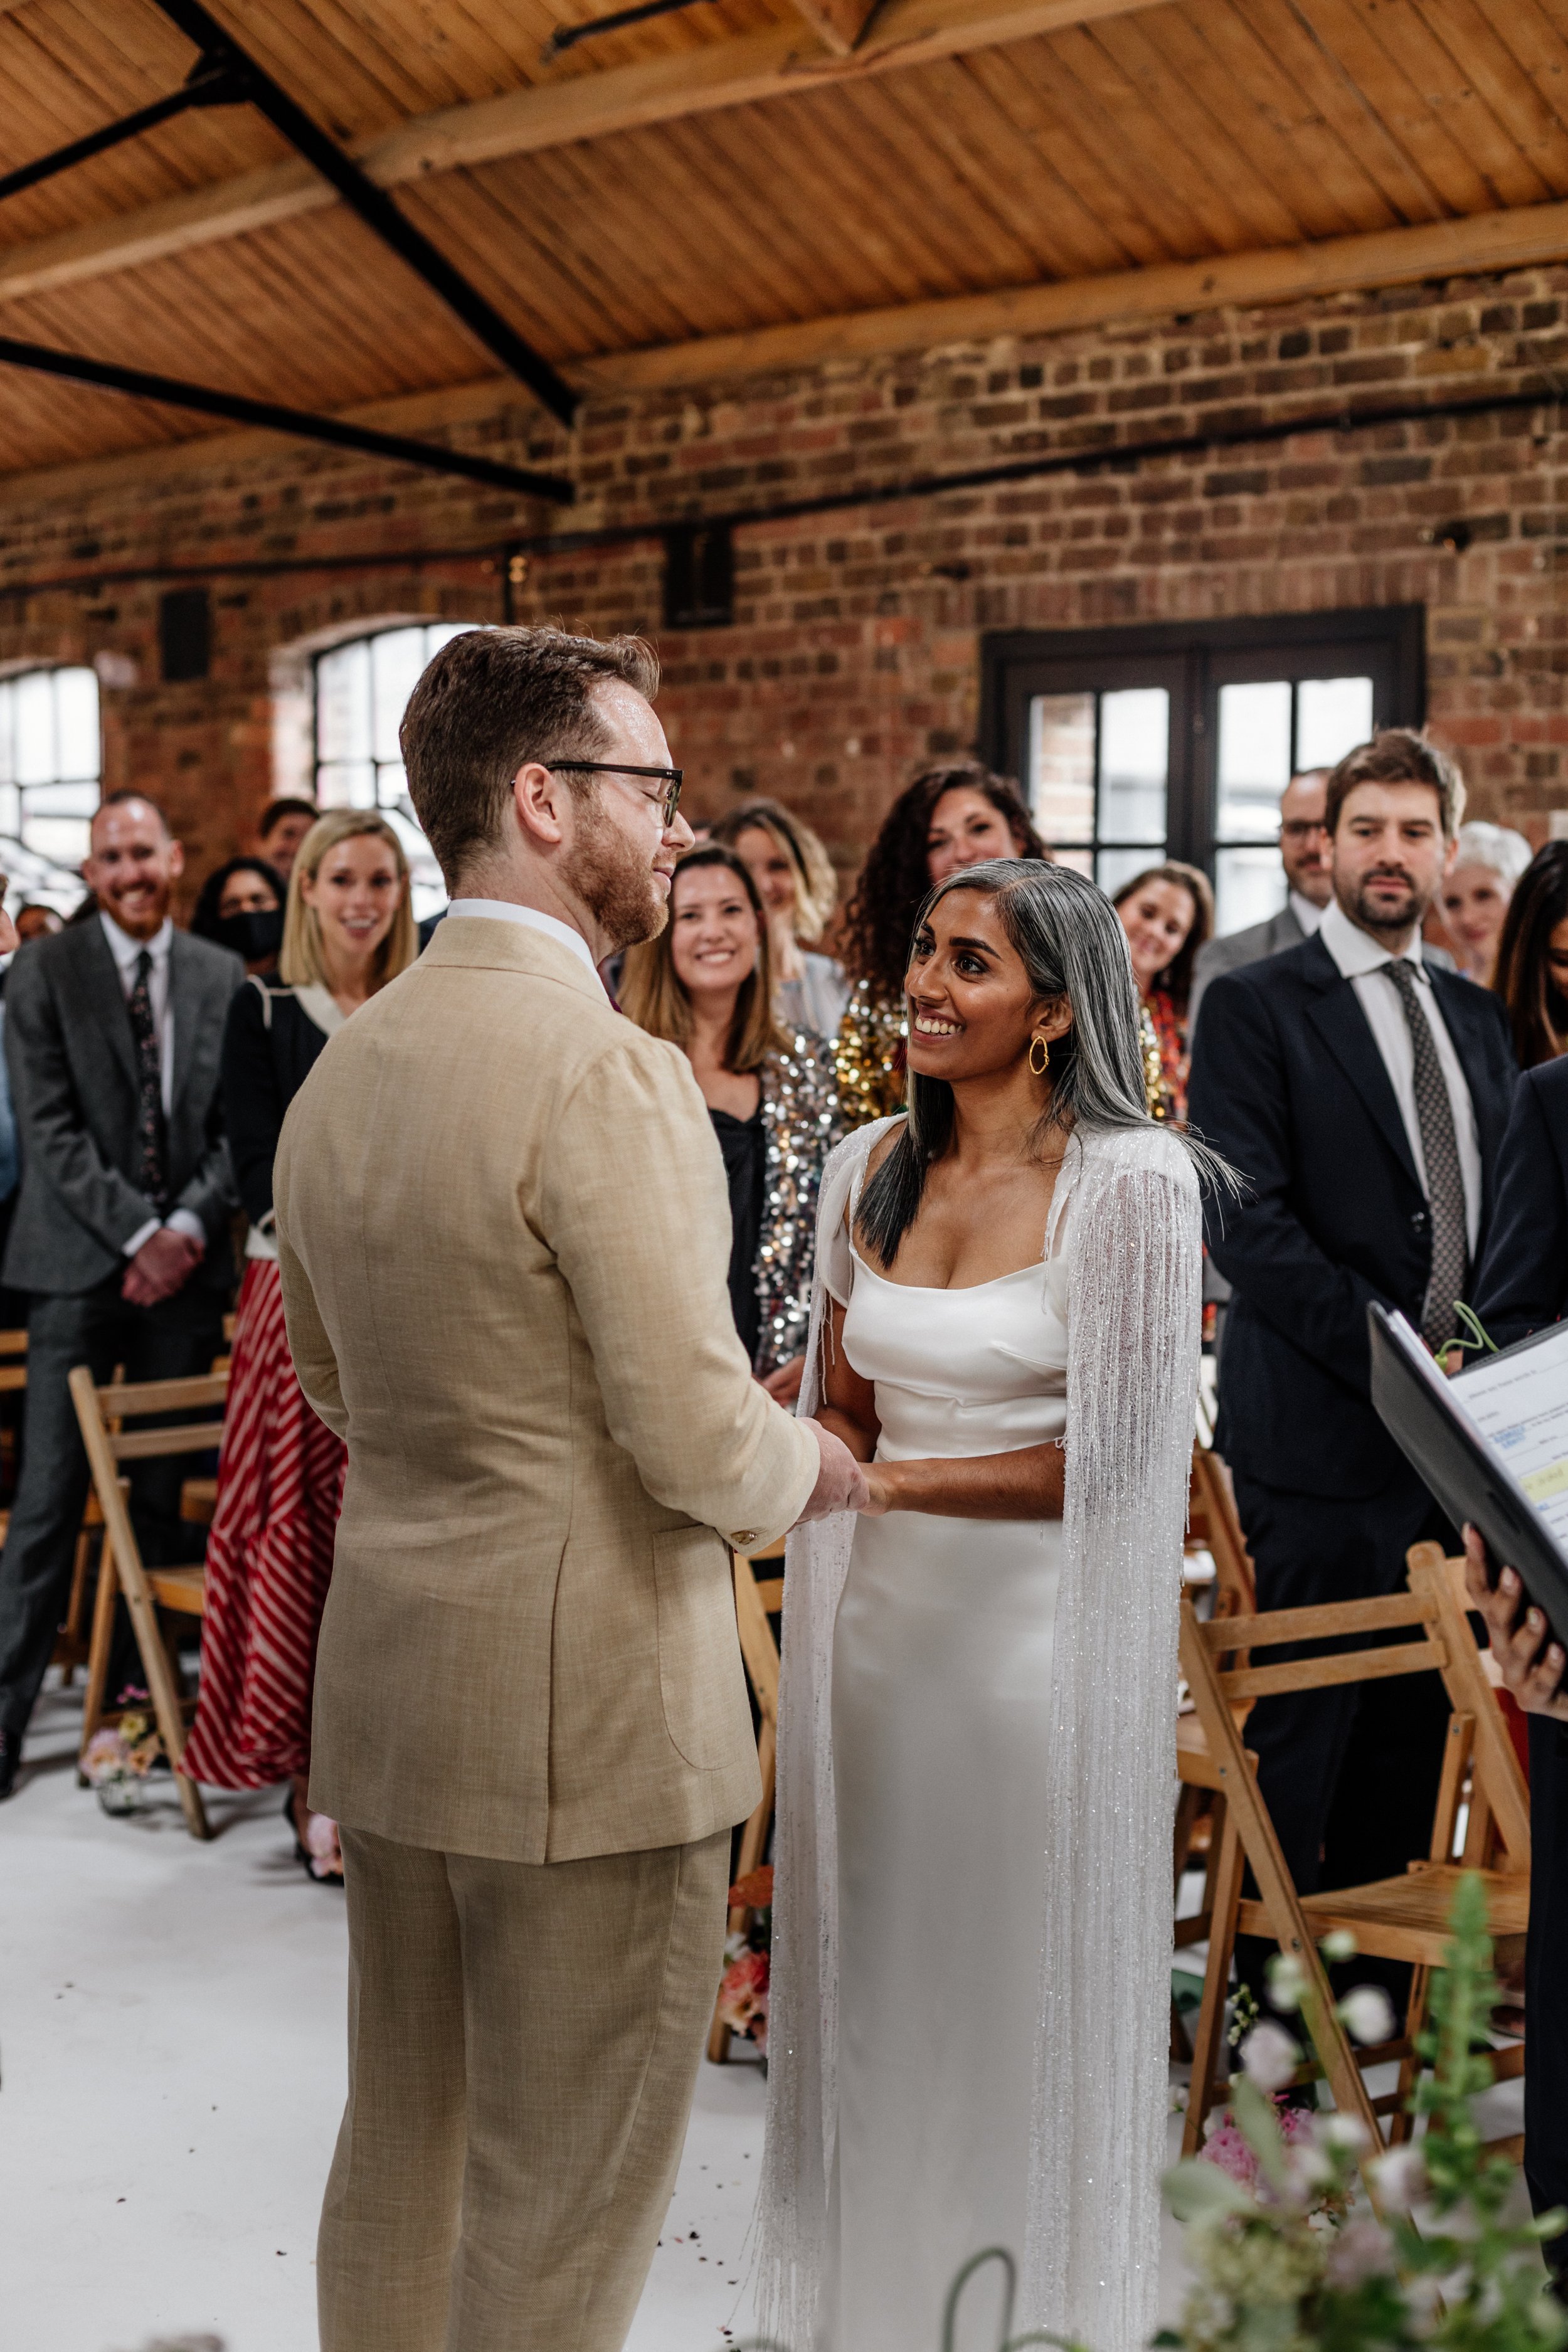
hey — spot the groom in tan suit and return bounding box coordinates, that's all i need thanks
[273,627,866,2352]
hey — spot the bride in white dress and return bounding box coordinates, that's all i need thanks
[757,859,1207,2352]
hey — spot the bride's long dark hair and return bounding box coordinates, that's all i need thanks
[856,859,1231,1265]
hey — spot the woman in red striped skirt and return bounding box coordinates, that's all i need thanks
[184,811,416,1878]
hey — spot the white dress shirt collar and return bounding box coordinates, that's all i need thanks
[1319,896,1425,982]
[1288,889,1326,939]
[99,911,174,972]
[445,899,601,983]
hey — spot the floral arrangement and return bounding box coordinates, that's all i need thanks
[82,1689,164,1814]
[1160,1873,1565,2352]
[718,1864,773,2055]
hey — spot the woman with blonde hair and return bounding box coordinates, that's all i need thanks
[184,811,416,1879]
[620,844,842,1402]
[711,797,849,1039]
[1439,819,1534,985]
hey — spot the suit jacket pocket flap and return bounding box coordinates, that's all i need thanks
[653,1525,750,1772]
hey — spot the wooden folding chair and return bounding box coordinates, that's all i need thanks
[1179,1547,1530,2178]
[707,1537,784,2064]
[69,1363,228,1841]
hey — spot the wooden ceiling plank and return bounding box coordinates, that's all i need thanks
[1231,0,1446,226]
[1034,23,1249,257]
[1131,4,1374,241]
[1425,0,1568,192]
[809,76,1036,294]
[398,170,646,354]
[501,137,718,347]
[788,0,883,56]
[958,41,1167,269]
[1185,0,1402,236]
[204,0,451,134]
[1438,0,1568,182]
[570,191,1568,391]
[0,161,331,308]
[1344,0,1557,206]
[647,107,879,320]
[833,66,1076,289]
[1288,0,1513,217]
[875,53,1124,282]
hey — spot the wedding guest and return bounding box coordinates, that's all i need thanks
[1113,861,1212,1125]
[190,856,284,975]
[254,797,319,886]
[1190,770,1332,1025]
[0,795,242,1801]
[183,812,416,1879]
[620,845,841,1403]
[1189,729,1516,2002]
[1494,840,1568,1068]
[13,904,63,946]
[1439,820,1533,986]
[836,760,1046,1125]
[711,798,848,1039]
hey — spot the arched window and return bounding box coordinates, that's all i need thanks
[0,664,101,887]
[314,623,471,920]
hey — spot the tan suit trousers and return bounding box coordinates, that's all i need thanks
[319,1825,731,2352]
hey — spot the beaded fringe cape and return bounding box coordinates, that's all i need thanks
[755,1115,1202,2352]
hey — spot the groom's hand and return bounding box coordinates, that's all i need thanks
[795,1418,871,1522]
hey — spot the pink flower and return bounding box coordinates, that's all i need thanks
[1326,2218,1396,2287]
[718,1948,770,2052]
[82,1727,132,1786]
[1200,2116,1259,2191]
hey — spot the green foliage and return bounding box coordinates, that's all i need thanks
[1161,1875,1567,2352]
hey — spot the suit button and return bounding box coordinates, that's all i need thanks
[731,1530,759,1549]
[1411,1210,1428,1231]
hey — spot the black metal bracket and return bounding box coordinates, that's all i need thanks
[0,334,576,504]
[145,0,579,427]
[0,53,245,209]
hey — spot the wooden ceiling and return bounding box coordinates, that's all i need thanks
[1,0,1567,484]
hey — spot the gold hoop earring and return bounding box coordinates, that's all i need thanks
[1028,1032,1051,1076]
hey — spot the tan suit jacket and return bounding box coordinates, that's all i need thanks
[273,916,818,1864]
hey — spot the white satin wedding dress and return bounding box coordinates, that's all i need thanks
[757,1116,1201,2352]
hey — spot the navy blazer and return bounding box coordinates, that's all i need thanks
[1472,1057,1568,1348]
[1188,932,1517,1497]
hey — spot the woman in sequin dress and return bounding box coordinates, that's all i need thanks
[835,761,1048,1126]
[1112,861,1212,1125]
[620,845,842,1403]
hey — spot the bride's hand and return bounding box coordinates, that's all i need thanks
[858,1466,896,1516]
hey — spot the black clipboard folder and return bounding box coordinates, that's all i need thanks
[1369,1301,1568,1650]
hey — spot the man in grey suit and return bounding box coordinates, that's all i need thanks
[1190,768,1333,1025]
[0,793,241,1798]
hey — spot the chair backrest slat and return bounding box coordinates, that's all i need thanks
[108,1424,227,1463]
[94,1373,228,1417]
[1219,1636,1448,1704]
[1202,1591,1431,1653]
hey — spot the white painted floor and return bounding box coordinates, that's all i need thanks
[13,1671,1511,2352]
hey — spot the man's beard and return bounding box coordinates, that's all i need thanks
[1347,871,1425,938]
[562,791,667,952]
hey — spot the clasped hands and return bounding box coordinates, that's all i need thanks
[122,1224,204,1308]
[1462,1523,1568,1721]
[793,1419,895,1524]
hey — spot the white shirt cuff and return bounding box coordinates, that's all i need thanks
[165,1210,206,1247]
[123,1217,161,1258]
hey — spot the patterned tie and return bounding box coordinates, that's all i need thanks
[1384,957,1468,1351]
[128,948,169,1213]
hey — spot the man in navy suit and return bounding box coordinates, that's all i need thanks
[1468,1055,1568,2274]
[1188,731,1517,1989]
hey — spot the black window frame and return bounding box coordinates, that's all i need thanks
[978,605,1426,884]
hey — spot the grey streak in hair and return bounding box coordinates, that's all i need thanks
[856,858,1234,1265]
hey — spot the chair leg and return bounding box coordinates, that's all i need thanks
[78,1535,119,1773]
[1389,1965,1432,2143]
[1184,1801,1245,2156]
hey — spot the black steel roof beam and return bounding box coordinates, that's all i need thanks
[146,0,580,429]
[0,335,576,503]
[0,57,244,208]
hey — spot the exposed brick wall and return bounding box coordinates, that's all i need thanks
[1,262,1565,907]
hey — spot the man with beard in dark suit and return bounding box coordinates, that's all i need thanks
[1188,731,1516,1994]
[0,793,241,1798]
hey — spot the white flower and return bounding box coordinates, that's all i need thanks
[1266,1952,1307,2012]
[1338,1985,1397,2047]
[1320,1927,1359,1963]
[1321,2114,1370,2153]
[1369,2143,1428,2209]
[1325,2218,1396,2287]
[1240,2020,1301,2093]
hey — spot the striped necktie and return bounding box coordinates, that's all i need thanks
[1384,957,1466,1351]
[128,947,169,1213]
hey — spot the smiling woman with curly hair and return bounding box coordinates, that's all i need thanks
[835,760,1047,1125]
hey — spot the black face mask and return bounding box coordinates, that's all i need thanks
[213,908,283,964]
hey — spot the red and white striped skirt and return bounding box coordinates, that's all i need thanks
[184,1258,346,1790]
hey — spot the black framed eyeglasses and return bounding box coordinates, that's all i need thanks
[551,761,684,828]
